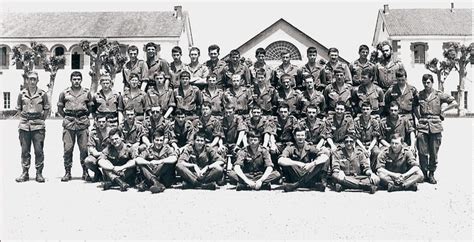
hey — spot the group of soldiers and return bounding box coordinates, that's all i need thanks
[15,40,458,194]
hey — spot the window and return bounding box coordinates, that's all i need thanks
[265,41,302,61]
[0,47,9,69]
[71,51,82,69]
[451,91,468,109]
[3,92,10,109]
[52,46,66,69]
[413,44,426,64]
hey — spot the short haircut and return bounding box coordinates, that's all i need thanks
[108,127,123,138]
[208,44,220,53]
[395,68,407,78]
[389,101,400,109]
[328,47,339,55]
[27,71,39,79]
[278,103,290,111]
[303,74,315,81]
[201,101,212,108]
[255,48,266,56]
[247,130,260,139]
[293,126,306,135]
[189,46,200,55]
[206,73,218,81]
[129,73,140,80]
[145,42,160,51]
[389,133,402,142]
[381,40,392,50]
[250,103,262,111]
[124,107,136,114]
[422,73,434,83]
[255,68,266,77]
[174,108,185,116]
[361,101,372,108]
[172,46,182,54]
[280,49,290,56]
[153,130,165,139]
[230,49,240,56]
[194,131,207,140]
[224,103,235,110]
[154,71,166,79]
[361,68,374,78]
[280,73,292,81]
[307,47,318,55]
[335,100,346,108]
[127,45,139,53]
[333,67,345,74]
[306,104,318,111]
[358,44,369,53]
[179,71,191,79]
[70,71,82,80]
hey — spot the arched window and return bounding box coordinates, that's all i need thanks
[51,45,66,69]
[265,41,302,61]
[69,45,84,70]
[15,44,29,70]
[0,45,11,69]
[411,42,428,64]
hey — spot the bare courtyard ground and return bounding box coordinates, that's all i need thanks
[0,118,472,240]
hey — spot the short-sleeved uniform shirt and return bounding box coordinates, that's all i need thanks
[351,84,385,114]
[300,89,326,114]
[349,59,376,86]
[192,116,223,142]
[272,63,299,88]
[376,146,419,173]
[178,145,224,168]
[251,85,277,114]
[88,127,109,152]
[331,147,370,175]
[322,61,352,84]
[325,114,355,143]
[323,83,353,112]
[223,87,252,114]
[183,63,209,84]
[169,120,195,147]
[92,90,124,115]
[147,58,171,80]
[249,62,273,84]
[281,142,329,163]
[275,88,303,115]
[100,143,135,166]
[235,146,273,174]
[375,58,404,90]
[143,116,172,141]
[417,90,455,134]
[354,116,381,143]
[297,62,325,90]
[384,84,418,114]
[174,86,202,114]
[299,117,326,145]
[380,116,414,143]
[122,89,149,115]
[123,60,148,87]
[170,61,185,88]
[202,88,225,115]
[57,87,93,130]
[222,115,247,145]
[245,116,275,139]
[205,59,226,78]
[17,88,50,131]
[139,144,176,161]
[147,88,176,112]
[221,62,251,87]
[119,121,148,145]
[272,115,298,143]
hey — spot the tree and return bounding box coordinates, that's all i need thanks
[79,38,127,93]
[424,58,451,92]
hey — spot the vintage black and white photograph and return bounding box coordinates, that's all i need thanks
[0,0,472,240]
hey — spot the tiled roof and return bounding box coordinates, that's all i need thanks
[0,11,187,38]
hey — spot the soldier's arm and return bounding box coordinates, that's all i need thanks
[257,166,273,183]
[88,146,101,158]
[234,165,254,185]
[153,155,178,165]
[235,130,246,148]
[57,91,66,117]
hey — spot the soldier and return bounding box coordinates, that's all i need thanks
[298,104,326,148]
[145,42,170,91]
[122,45,148,91]
[15,71,50,183]
[245,104,274,148]
[354,102,382,172]
[384,68,418,126]
[323,67,353,113]
[122,73,149,122]
[228,131,281,191]
[205,44,226,85]
[249,48,273,86]
[183,46,209,89]
[169,109,196,154]
[169,46,185,89]
[221,103,248,168]
[223,73,253,116]
[325,101,355,151]
[192,101,224,152]
[174,70,203,118]
[175,131,226,190]
[221,49,251,88]
[146,71,175,119]
[143,105,171,145]
[119,108,151,156]
[376,133,424,192]
[297,47,325,91]
[91,73,124,128]
[57,71,93,182]
[300,74,326,118]
[380,101,416,152]
[271,50,299,89]
[268,103,298,157]
[278,127,331,192]
[250,69,277,116]
[375,41,404,91]
[349,44,376,87]
[202,73,225,116]
[416,74,457,184]
[84,115,109,182]
[351,68,384,115]
[135,130,178,193]
[322,47,352,85]
[98,128,137,192]
[331,134,379,193]
[275,73,303,117]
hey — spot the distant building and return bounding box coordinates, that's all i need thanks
[372,3,473,112]
[0,6,193,114]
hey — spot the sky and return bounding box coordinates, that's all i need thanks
[1,0,472,61]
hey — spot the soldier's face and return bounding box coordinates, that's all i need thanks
[224,108,234,118]
[96,118,107,129]
[256,74,266,85]
[281,53,291,64]
[307,108,317,119]
[382,45,392,58]
[360,74,371,85]
[231,54,240,63]
[359,49,369,59]
[362,106,372,116]
[396,75,406,85]
[155,75,165,86]
[128,50,138,61]
[256,53,265,62]
[194,136,206,150]
[294,131,306,144]
[130,77,140,88]
[308,52,317,62]
[390,138,403,153]
[189,50,199,62]
[201,106,211,117]
[151,108,161,118]
[335,105,345,115]
[304,78,314,89]
[100,79,112,91]
[249,137,260,147]
[175,114,185,125]
[335,73,345,84]
[110,134,123,148]
[180,76,190,86]
[26,74,39,88]
[329,51,339,62]
[207,76,217,87]
[209,49,219,60]
[251,109,262,119]
[423,79,433,89]
[282,78,291,89]
[125,111,135,122]
[153,136,165,149]
[71,76,82,88]
[232,76,241,88]
[389,106,399,117]
[172,51,182,62]
[147,47,156,58]
[344,138,355,150]
[278,108,289,119]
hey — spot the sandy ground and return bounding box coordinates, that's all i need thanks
[0,118,472,240]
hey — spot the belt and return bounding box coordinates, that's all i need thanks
[22,112,42,120]
[65,111,88,118]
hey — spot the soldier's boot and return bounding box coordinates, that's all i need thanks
[92,171,103,183]
[200,182,217,190]
[136,180,149,192]
[114,177,129,192]
[149,178,166,194]
[81,165,92,182]
[361,183,377,194]
[283,181,301,192]
[35,167,45,183]
[428,171,437,184]
[387,182,403,192]
[61,167,72,182]
[15,168,29,182]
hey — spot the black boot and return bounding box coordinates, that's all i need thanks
[92,171,103,182]
[361,184,377,194]
[136,180,149,192]
[82,166,92,182]
[36,167,45,183]
[387,182,403,192]
[114,177,129,192]
[428,171,437,184]
[283,181,300,192]
[15,168,29,182]
[61,168,72,182]
[149,178,166,194]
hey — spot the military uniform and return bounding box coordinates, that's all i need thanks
[296,62,325,91]
[298,117,326,145]
[221,62,251,88]
[92,90,124,125]
[250,85,278,115]
[122,89,149,121]
[384,84,418,123]
[99,143,136,185]
[175,145,225,186]
[146,88,176,114]
[169,119,196,148]
[249,62,273,85]
[323,83,353,112]
[202,88,225,116]
[223,87,252,115]
[349,59,376,86]
[205,59,226,87]
[228,146,281,185]
[300,89,326,117]
[143,116,172,142]
[146,57,171,91]
[324,113,355,145]
[119,120,148,148]
[84,127,109,179]
[57,87,93,176]
[351,84,385,115]
[122,60,148,89]
[376,146,424,189]
[274,88,303,117]
[192,116,223,143]
[354,115,381,171]
[271,115,298,154]
[16,88,50,175]
[170,61,185,89]
[322,61,352,84]
[245,116,275,141]
[137,144,177,188]
[380,116,414,145]
[174,86,203,117]
[222,115,247,151]
[183,63,209,89]
[271,63,299,88]
[417,90,455,176]
[375,57,404,91]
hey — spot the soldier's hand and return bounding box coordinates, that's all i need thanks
[303,163,314,172]
[218,145,226,153]
[409,146,417,154]
[337,170,345,181]
[369,173,378,184]
[255,180,263,190]
[247,180,256,189]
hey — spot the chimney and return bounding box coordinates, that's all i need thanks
[174,6,183,20]
[383,4,389,14]
[450,2,455,12]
